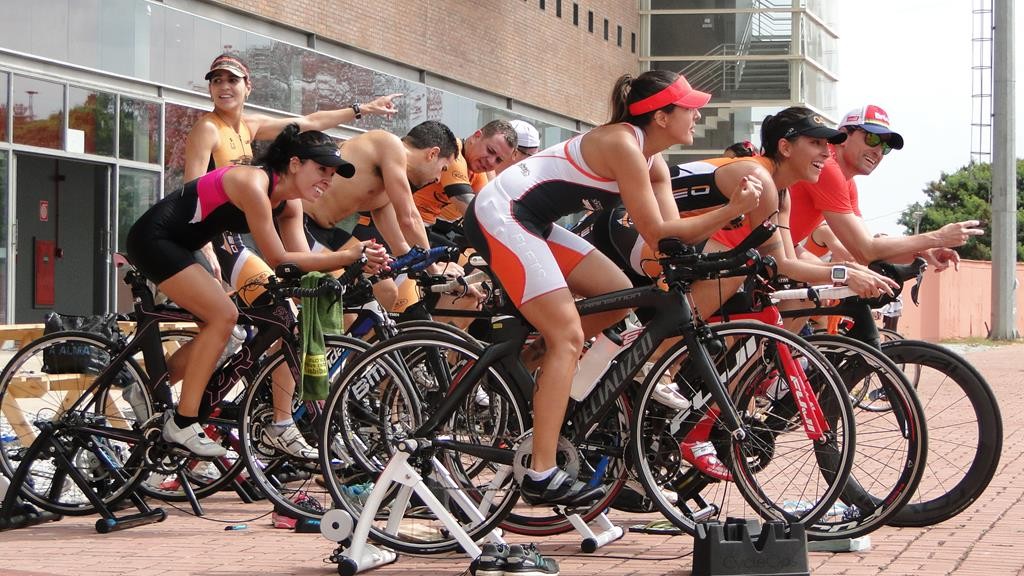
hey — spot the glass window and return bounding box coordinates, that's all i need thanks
[0,151,6,323]
[802,65,837,119]
[117,167,159,252]
[12,76,64,150]
[29,0,70,62]
[68,87,116,156]
[802,17,838,73]
[0,72,8,142]
[163,102,206,193]
[163,8,198,91]
[120,97,161,164]
[69,0,102,70]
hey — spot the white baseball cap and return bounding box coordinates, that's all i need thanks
[509,120,540,150]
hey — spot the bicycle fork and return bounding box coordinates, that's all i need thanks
[756,343,829,442]
[683,326,748,442]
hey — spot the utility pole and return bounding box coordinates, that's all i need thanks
[991,0,1017,340]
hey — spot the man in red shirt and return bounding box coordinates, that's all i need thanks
[788,104,982,271]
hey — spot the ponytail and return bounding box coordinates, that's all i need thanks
[257,123,336,173]
[608,74,634,125]
[604,69,685,127]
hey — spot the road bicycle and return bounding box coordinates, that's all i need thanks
[317,221,857,553]
[777,260,1002,527]
[0,258,362,530]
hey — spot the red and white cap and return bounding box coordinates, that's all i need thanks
[838,105,904,149]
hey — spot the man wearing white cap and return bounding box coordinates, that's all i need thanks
[788,104,982,273]
[493,119,541,175]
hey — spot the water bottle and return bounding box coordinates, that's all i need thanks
[570,330,622,401]
[218,325,248,367]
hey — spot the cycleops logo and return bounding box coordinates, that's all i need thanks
[579,330,655,430]
[812,115,825,125]
[519,163,530,177]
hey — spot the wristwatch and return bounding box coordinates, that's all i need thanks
[351,103,362,119]
[830,265,848,286]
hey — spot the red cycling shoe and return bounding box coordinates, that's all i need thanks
[679,409,733,482]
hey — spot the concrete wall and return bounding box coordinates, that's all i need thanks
[209,0,641,126]
[895,260,1024,341]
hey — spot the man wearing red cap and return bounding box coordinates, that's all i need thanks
[789,104,982,273]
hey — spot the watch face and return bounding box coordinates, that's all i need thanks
[831,266,846,282]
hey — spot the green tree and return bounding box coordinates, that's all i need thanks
[898,160,1024,262]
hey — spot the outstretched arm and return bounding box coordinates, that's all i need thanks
[247,94,402,141]
[825,211,983,265]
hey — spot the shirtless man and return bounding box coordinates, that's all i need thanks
[301,121,460,309]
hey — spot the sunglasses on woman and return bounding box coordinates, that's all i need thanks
[857,129,893,155]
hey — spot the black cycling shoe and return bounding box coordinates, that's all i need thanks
[519,469,606,507]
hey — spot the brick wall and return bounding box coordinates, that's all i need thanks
[209,0,640,125]
[898,260,1024,341]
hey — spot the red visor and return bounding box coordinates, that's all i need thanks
[628,76,712,116]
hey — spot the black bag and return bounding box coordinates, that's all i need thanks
[41,312,120,375]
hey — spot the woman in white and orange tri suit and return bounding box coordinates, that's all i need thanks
[462,70,763,507]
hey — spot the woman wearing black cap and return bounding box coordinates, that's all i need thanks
[577,107,899,482]
[127,125,387,457]
[704,107,898,296]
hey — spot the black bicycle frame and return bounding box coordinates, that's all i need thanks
[413,280,749,458]
[61,268,303,428]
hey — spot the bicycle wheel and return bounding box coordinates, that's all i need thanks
[874,328,922,391]
[878,328,904,343]
[320,331,527,554]
[803,334,927,540]
[238,334,369,521]
[136,328,249,503]
[0,332,153,515]
[882,340,1002,527]
[630,322,855,535]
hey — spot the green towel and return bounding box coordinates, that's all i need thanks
[300,272,343,400]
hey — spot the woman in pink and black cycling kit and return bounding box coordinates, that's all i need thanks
[127,125,386,458]
[463,70,761,506]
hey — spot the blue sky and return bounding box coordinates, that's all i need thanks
[837,1,1018,235]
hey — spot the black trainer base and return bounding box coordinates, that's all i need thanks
[0,499,62,531]
[693,519,809,576]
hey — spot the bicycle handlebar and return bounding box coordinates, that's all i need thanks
[658,219,778,281]
[770,257,928,308]
[373,245,462,282]
[771,285,856,302]
[274,276,343,299]
[427,269,489,294]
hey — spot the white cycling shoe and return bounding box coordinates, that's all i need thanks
[652,381,691,411]
[261,424,318,460]
[162,415,228,459]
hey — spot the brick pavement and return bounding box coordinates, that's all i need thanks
[1,343,1022,576]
